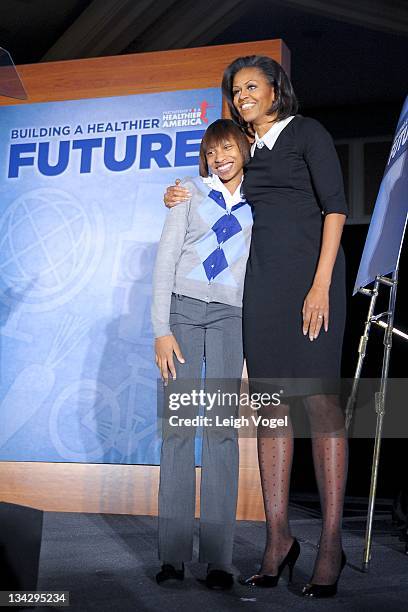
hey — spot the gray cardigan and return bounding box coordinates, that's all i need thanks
[151,177,253,337]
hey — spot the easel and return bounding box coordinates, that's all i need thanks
[345,215,408,571]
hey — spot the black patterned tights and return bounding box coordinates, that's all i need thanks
[257,395,348,584]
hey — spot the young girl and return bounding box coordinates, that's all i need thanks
[151,119,252,589]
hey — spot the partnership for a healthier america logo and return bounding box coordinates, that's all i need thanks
[162,101,212,127]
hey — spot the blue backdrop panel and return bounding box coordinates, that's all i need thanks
[0,88,221,463]
[354,96,408,293]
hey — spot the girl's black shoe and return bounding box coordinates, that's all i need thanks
[239,538,300,587]
[156,563,184,584]
[302,551,346,598]
[206,569,234,590]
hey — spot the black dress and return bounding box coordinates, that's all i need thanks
[242,115,347,394]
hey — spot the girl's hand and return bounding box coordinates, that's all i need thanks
[302,285,329,341]
[164,179,191,208]
[155,335,185,385]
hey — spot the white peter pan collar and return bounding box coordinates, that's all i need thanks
[250,115,295,157]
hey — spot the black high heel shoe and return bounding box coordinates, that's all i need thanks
[302,550,346,598]
[239,538,300,587]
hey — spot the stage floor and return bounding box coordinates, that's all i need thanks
[37,498,408,611]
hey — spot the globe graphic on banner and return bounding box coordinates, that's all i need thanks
[0,188,102,310]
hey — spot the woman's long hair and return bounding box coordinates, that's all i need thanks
[222,55,299,136]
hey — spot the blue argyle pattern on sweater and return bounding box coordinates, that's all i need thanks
[203,248,228,281]
[186,188,253,287]
[211,212,242,244]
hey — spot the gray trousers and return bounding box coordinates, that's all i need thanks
[158,294,243,565]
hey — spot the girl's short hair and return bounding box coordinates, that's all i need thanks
[221,55,298,136]
[199,119,251,177]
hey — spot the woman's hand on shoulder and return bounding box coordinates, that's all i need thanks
[302,284,329,341]
[164,179,191,208]
[155,334,185,384]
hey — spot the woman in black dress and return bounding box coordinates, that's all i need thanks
[223,55,348,597]
[165,55,348,598]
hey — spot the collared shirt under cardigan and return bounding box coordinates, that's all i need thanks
[151,175,253,338]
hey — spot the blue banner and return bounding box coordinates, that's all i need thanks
[354,96,408,293]
[0,88,221,463]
